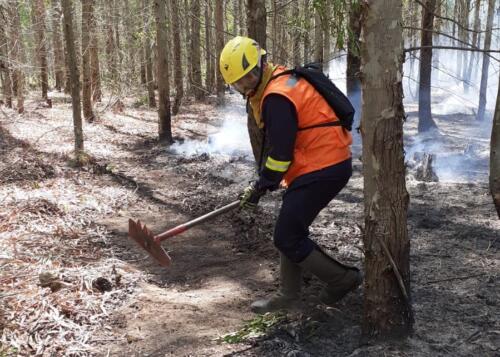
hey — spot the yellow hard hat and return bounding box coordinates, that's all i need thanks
[219,36,266,84]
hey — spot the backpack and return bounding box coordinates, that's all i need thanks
[269,63,355,131]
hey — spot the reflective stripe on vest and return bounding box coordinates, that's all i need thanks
[260,66,352,187]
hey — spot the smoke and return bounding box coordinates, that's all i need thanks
[169,99,252,158]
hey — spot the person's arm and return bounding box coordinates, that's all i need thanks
[256,94,298,191]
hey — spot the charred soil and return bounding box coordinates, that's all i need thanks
[0,95,498,356]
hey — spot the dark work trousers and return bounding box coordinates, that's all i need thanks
[273,159,352,263]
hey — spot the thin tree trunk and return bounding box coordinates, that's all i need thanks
[10,1,25,113]
[303,0,310,63]
[33,0,49,100]
[0,6,13,108]
[491,70,500,218]
[465,0,481,93]
[51,0,65,92]
[360,0,413,339]
[90,8,102,104]
[190,0,203,100]
[169,0,183,114]
[233,0,238,34]
[314,8,323,64]
[143,0,155,107]
[292,5,300,66]
[238,0,244,35]
[81,0,95,122]
[346,0,362,127]
[477,0,496,121]
[418,0,438,133]
[205,0,214,93]
[246,0,267,166]
[61,0,84,153]
[154,0,173,143]
[124,0,136,81]
[183,0,191,97]
[215,0,224,104]
[105,0,117,84]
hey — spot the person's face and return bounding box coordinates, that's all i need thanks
[232,67,260,97]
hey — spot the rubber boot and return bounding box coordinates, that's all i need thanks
[299,248,362,305]
[251,253,302,313]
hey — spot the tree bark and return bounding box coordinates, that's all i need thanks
[246,0,267,166]
[360,0,413,339]
[205,0,214,93]
[314,8,323,64]
[477,0,496,121]
[303,0,310,64]
[143,0,156,107]
[190,0,203,100]
[418,0,438,133]
[105,0,118,84]
[464,0,481,93]
[51,0,65,92]
[90,8,102,104]
[170,0,183,114]
[61,0,84,153]
[81,0,95,122]
[238,0,244,35]
[292,5,300,66]
[215,0,225,104]
[491,70,500,218]
[0,6,13,108]
[247,0,267,49]
[33,0,49,100]
[346,0,362,127]
[154,0,173,143]
[10,1,25,113]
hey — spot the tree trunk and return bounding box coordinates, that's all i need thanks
[61,0,84,153]
[105,0,117,84]
[81,0,95,122]
[233,0,239,34]
[303,0,310,63]
[143,0,156,107]
[215,0,225,104]
[190,0,203,100]
[314,8,323,64]
[51,0,65,92]
[491,70,500,218]
[10,1,25,113]
[90,7,102,104]
[418,0,438,133]
[33,0,49,100]
[360,0,413,339]
[346,0,362,127]
[124,0,136,82]
[477,0,496,121]
[464,0,481,94]
[0,6,13,108]
[238,0,244,35]
[246,0,267,166]
[247,0,267,49]
[154,0,173,143]
[169,0,183,114]
[205,0,214,93]
[292,5,300,66]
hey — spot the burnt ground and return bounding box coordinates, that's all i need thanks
[0,93,498,356]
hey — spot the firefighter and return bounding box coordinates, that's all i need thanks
[219,36,362,313]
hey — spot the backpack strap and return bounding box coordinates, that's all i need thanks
[269,69,343,132]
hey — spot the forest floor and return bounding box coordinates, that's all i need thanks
[0,92,499,357]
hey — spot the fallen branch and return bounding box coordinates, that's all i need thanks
[375,235,409,301]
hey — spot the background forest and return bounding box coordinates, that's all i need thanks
[0,0,499,356]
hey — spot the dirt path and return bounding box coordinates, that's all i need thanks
[1,95,499,356]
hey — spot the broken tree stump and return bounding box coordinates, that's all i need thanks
[414,152,439,182]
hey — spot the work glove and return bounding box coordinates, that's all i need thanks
[239,181,266,210]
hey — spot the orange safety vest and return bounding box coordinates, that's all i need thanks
[259,66,352,187]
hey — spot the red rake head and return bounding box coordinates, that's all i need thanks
[128,219,172,266]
